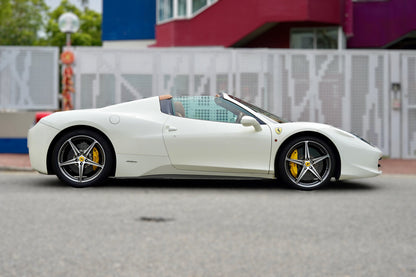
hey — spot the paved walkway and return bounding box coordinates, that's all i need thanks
[0,154,415,175]
[0,154,32,171]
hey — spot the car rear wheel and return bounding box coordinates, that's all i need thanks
[51,129,113,188]
[277,136,335,190]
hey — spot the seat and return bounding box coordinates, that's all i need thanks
[173,101,185,117]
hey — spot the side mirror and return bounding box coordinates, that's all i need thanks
[241,116,262,132]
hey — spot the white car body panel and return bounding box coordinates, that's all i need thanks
[268,122,382,180]
[163,116,272,174]
[28,95,382,183]
[28,121,60,174]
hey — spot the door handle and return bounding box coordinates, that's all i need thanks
[167,126,178,132]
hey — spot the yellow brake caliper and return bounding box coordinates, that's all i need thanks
[92,147,99,170]
[290,149,298,177]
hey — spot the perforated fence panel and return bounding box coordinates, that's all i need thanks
[274,52,390,156]
[0,47,59,110]
[402,53,416,159]
[72,47,415,158]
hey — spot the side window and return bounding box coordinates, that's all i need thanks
[172,96,251,123]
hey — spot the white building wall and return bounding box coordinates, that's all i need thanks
[103,40,156,49]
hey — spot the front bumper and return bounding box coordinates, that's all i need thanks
[338,140,383,180]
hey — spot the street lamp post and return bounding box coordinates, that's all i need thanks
[58,12,80,110]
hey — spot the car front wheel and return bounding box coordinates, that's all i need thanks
[51,129,114,187]
[277,136,335,190]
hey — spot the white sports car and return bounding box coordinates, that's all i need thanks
[28,93,382,190]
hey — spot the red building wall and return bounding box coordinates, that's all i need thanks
[243,22,338,48]
[154,0,344,47]
[348,0,416,48]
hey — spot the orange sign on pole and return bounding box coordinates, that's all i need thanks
[61,50,75,110]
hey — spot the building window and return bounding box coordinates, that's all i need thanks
[192,0,207,13]
[157,0,217,23]
[178,0,187,16]
[158,0,173,22]
[290,27,339,49]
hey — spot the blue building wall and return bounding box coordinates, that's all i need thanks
[102,0,156,41]
[0,138,28,154]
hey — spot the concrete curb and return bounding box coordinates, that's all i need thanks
[0,166,34,172]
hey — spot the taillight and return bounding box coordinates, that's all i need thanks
[35,112,53,124]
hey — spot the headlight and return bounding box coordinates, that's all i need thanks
[333,128,356,139]
[352,133,374,147]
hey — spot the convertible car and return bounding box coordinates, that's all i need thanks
[28,93,382,190]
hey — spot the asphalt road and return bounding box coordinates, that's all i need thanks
[0,172,415,277]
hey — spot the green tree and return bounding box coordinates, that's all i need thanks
[43,0,102,47]
[0,0,48,45]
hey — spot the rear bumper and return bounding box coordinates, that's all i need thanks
[28,122,59,174]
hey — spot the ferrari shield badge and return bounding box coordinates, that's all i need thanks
[275,127,282,135]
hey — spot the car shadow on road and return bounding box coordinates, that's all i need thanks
[98,178,287,190]
[321,180,377,191]
[34,175,377,191]
[93,178,377,191]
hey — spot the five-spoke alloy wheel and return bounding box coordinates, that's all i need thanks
[52,129,114,187]
[277,136,336,190]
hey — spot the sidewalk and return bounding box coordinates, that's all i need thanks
[0,154,32,171]
[0,154,415,175]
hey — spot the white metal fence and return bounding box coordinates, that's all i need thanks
[73,47,405,157]
[402,53,416,159]
[0,47,59,110]
[1,46,414,158]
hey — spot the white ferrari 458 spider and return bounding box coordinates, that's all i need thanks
[28,93,382,190]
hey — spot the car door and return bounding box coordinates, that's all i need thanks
[162,115,272,174]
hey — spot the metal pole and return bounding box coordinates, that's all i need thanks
[66,32,71,47]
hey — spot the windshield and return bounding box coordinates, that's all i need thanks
[227,95,288,123]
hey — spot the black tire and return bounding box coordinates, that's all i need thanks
[51,129,114,188]
[276,136,335,190]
